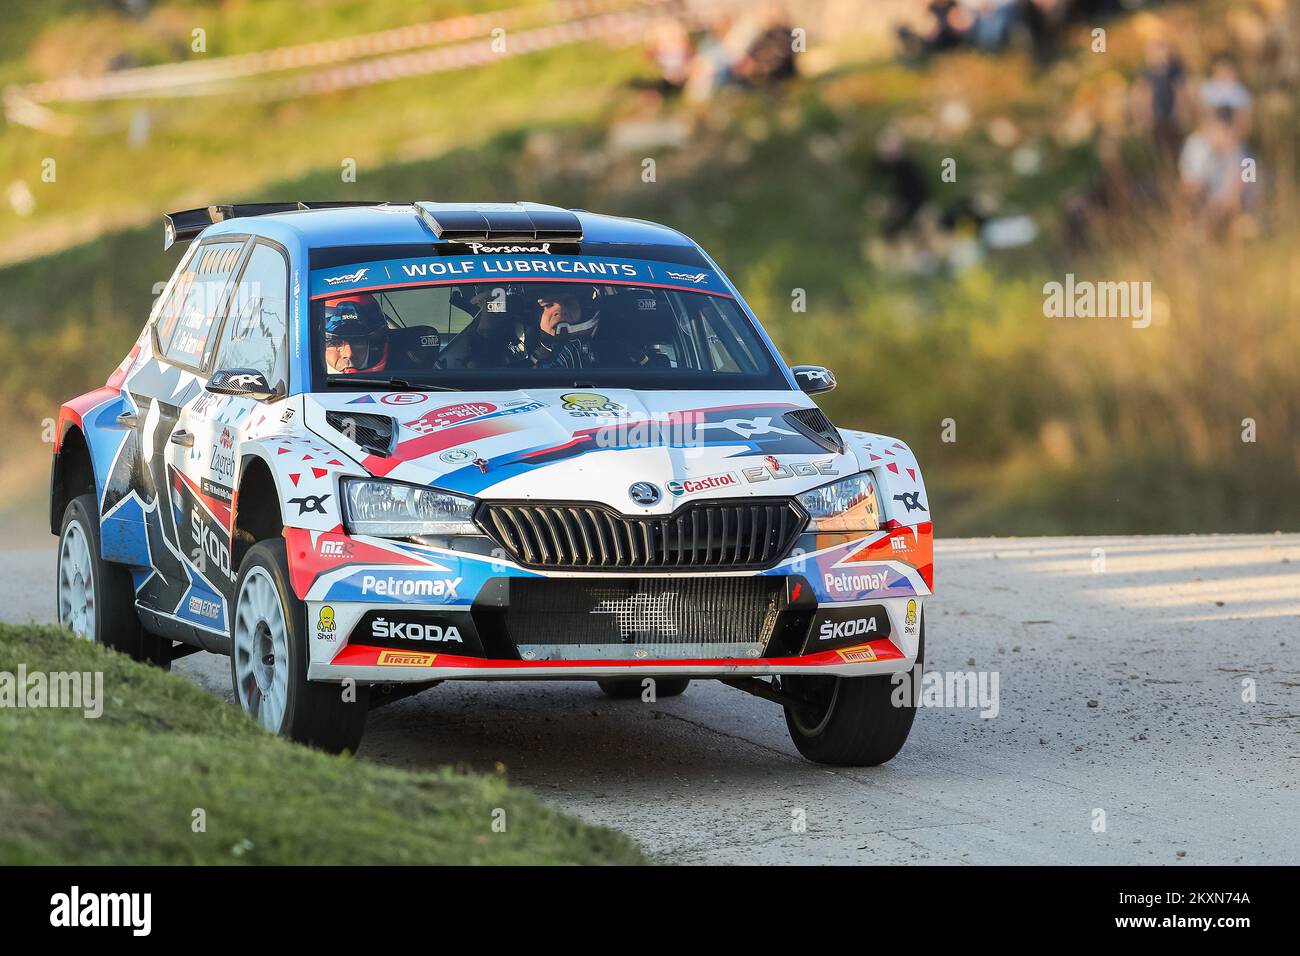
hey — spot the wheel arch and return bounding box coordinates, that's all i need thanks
[50,425,96,535]
[232,451,285,573]
[49,386,130,535]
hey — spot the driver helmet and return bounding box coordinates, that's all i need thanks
[323,293,388,373]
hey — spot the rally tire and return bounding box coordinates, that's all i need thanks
[57,493,169,668]
[598,677,690,700]
[782,628,924,766]
[230,538,368,754]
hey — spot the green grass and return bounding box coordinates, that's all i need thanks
[0,623,646,865]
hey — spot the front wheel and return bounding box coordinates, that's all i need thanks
[230,538,368,753]
[782,629,924,766]
[57,493,168,668]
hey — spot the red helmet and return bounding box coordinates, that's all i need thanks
[323,293,388,373]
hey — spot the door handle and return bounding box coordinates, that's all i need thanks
[116,412,138,428]
[170,429,195,448]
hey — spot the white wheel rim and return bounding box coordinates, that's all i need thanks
[232,567,290,733]
[57,519,96,642]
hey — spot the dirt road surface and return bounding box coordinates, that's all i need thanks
[5,534,1297,864]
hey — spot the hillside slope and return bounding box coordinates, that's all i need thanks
[2,0,1296,539]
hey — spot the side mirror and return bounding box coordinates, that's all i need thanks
[207,368,281,401]
[792,365,836,395]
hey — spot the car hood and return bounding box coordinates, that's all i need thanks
[304,388,854,514]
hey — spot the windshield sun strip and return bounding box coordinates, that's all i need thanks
[308,274,735,302]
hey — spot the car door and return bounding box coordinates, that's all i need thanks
[126,237,249,629]
[178,239,293,605]
[99,240,199,571]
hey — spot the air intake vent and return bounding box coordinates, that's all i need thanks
[506,577,784,659]
[783,407,844,453]
[415,202,583,242]
[325,411,394,457]
[477,499,807,571]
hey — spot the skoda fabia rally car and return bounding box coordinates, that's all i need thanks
[51,201,933,765]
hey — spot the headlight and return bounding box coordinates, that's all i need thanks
[796,473,882,532]
[342,478,479,536]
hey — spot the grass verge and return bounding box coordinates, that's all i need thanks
[0,623,646,865]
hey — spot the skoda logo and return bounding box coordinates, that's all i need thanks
[628,482,661,505]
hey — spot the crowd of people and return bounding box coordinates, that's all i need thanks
[898,0,1167,66]
[643,3,797,102]
[1132,43,1260,234]
[875,0,1293,272]
[1064,4,1292,246]
[626,1,1289,269]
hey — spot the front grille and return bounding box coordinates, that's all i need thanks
[476,499,806,571]
[507,577,784,659]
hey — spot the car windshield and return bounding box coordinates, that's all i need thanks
[310,271,788,391]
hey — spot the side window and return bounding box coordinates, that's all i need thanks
[159,240,246,369]
[213,242,290,391]
[151,242,199,330]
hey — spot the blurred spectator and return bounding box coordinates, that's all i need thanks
[685,15,740,101]
[872,126,931,237]
[1062,134,1152,249]
[732,3,797,85]
[1130,38,1190,161]
[683,5,799,102]
[897,1,972,59]
[969,0,1021,51]
[1017,0,1074,67]
[1179,105,1255,233]
[899,0,1161,67]
[645,17,693,95]
[1198,56,1253,136]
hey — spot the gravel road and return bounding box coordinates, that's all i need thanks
[5,534,1298,864]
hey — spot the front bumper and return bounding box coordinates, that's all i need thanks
[288,523,932,683]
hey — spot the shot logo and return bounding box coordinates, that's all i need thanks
[315,605,337,640]
[561,392,625,416]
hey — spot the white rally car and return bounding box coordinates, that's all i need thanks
[51,201,932,765]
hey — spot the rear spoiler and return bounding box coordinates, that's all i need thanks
[162,201,392,250]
